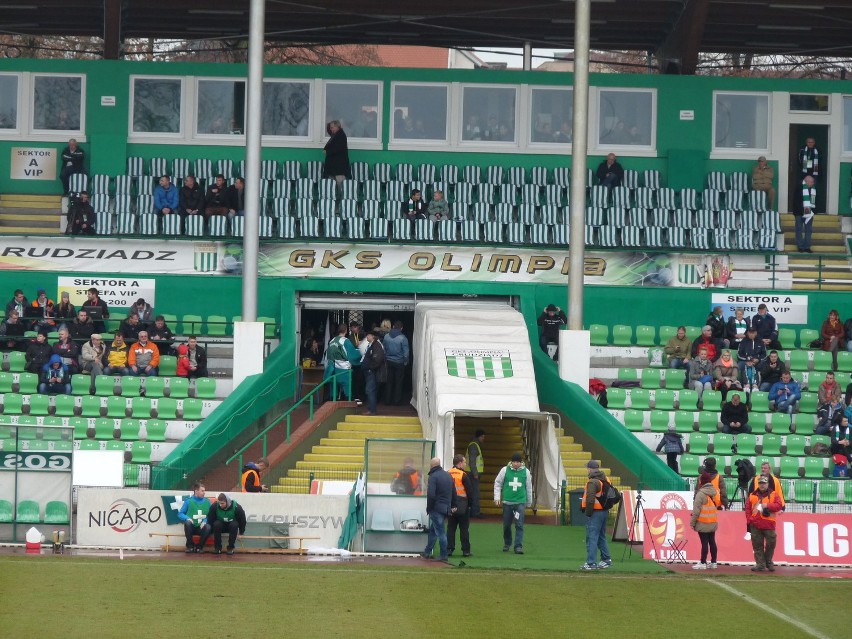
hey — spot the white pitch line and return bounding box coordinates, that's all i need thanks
[708,579,828,639]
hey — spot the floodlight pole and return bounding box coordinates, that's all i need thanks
[241,0,265,322]
[567,0,590,330]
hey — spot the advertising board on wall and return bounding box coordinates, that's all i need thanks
[10,147,57,180]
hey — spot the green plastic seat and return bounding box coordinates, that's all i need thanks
[41,418,64,436]
[206,315,228,337]
[46,331,60,345]
[589,324,609,345]
[748,392,769,412]
[649,410,670,433]
[159,356,178,377]
[736,433,758,456]
[784,434,807,456]
[160,313,177,327]
[665,369,686,389]
[77,438,100,451]
[26,439,50,451]
[811,352,833,372]
[44,501,69,524]
[28,394,50,416]
[94,418,117,440]
[612,325,633,346]
[629,389,651,411]
[258,317,277,339]
[684,326,701,341]
[679,454,700,477]
[623,409,644,432]
[701,390,722,410]
[793,479,817,502]
[80,395,103,418]
[617,368,639,383]
[16,500,41,523]
[779,456,801,478]
[712,433,734,455]
[654,389,675,411]
[641,368,662,389]
[688,432,710,454]
[182,398,203,421]
[674,410,695,433]
[8,352,26,372]
[181,314,203,335]
[778,328,796,349]
[17,416,38,428]
[71,374,92,396]
[678,389,698,410]
[697,411,719,433]
[124,463,140,487]
[761,434,783,456]
[18,373,39,394]
[94,375,117,396]
[23,331,38,339]
[194,377,217,399]
[120,377,143,397]
[70,417,90,439]
[131,397,153,419]
[105,439,126,452]
[647,347,666,368]
[635,325,657,347]
[168,377,189,399]
[119,418,142,441]
[799,392,818,414]
[809,435,831,454]
[788,350,809,372]
[131,441,152,464]
[803,457,826,479]
[106,396,128,418]
[53,440,73,452]
[799,329,820,349]
[3,393,24,414]
[819,480,840,504]
[0,372,13,393]
[806,371,826,390]
[144,418,168,442]
[0,499,12,523]
[658,326,677,343]
[606,388,627,409]
[755,456,776,474]
[836,352,852,373]
[53,394,77,417]
[143,377,166,399]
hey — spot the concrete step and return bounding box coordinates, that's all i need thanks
[0,194,63,208]
[791,270,852,280]
[0,226,59,235]
[791,282,852,291]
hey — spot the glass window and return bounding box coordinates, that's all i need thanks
[598,89,653,146]
[325,82,380,140]
[132,78,182,134]
[844,96,852,153]
[197,79,245,135]
[32,75,82,131]
[461,86,516,142]
[714,93,769,150]
[391,84,448,141]
[0,75,18,130]
[789,94,829,112]
[530,87,573,144]
[262,81,311,137]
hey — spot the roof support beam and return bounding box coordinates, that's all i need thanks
[103,0,122,60]
[654,0,710,75]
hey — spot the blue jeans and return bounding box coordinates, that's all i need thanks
[424,512,447,559]
[585,509,611,564]
[131,366,158,377]
[502,503,525,548]
[364,368,378,413]
[773,398,798,414]
[668,358,689,370]
[794,215,812,250]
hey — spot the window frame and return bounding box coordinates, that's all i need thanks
[593,87,657,154]
[711,91,771,155]
[388,81,451,148]
[457,83,520,149]
[28,72,86,139]
[527,85,575,150]
[260,78,313,140]
[128,75,186,140]
[193,76,247,140]
[321,79,383,150]
[0,72,23,138]
[788,93,830,114]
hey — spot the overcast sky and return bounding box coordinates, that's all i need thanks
[470,47,566,69]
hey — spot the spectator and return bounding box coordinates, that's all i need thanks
[403,189,426,220]
[179,175,205,219]
[175,343,190,377]
[746,476,783,572]
[103,333,129,376]
[737,326,766,392]
[59,138,84,195]
[830,416,851,465]
[323,120,350,186]
[79,334,106,377]
[5,289,27,319]
[0,309,26,352]
[132,298,155,327]
[494,452,532,555]
[768,371,801,416]
[655,424,684,473]
[25,333,53,374]
[85,288,109,333]
[537,304,567,360]
[178,482,210,553]
[127,331,159,377]
[67,191,95,235]
[186,336,208,379]
[204,174,229,218]
[720,392,751,434]
[383,321,409,406]
[798,136,820,181]
[757,350,785,392]
[463,115,481,141]
[713,349,742,402]
[595,153,623,188]
[362,331,386,416]
[691,325,718,361]
[447,454,473,558]
[241,458,269,493]
[580,459,612,570]
[51,327,79,374]
[301,338,323,366]
[751,304,781,350]
[751,155,775,210]
[56,291,75,323]
[421,457,455,562]
[705,306,729,348]
[39,354,71,395]
[816,396,845,436]
[30,288,57,335]
[818,371,842,406]
[69,309,95,342]
[148,316,174,354]
[845,313,852,353]
[725,307,750,350]
[119,312,143,343]
[688,347,714,409]
[664,325,691,369]
[820,309,845,371]
[750,461,786,508]
[226,177,246,219]
[793,175,816,253]
[154,175,179,218]
[427,190,450,221]
[690,472,719,570]
[204,493,247,555]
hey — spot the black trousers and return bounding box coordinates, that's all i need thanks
[447,509,470,554]
[666,452,680,473]
[384,361,405,404]
[184,521,204,547]
[698,530,717,564]
[210,519,239,549]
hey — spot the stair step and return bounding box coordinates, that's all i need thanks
[792,282,852,291]
[336,422,422,433]
[0,194,63,207]
[0,226,59,235]
[792,270,852,280]
[345,415,421,424]
[327,430,423,440]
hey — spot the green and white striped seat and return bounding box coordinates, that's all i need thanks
[316,200,336,219]
[540,205,560,225]
[730,172,749,192]
[691,228,710,249]
[273,179,291,199]
[68,173,88,194]
[493,203,513,223]
[679,188,698,210]
[418,164,436,182]
[395,163,413,183]
[216,159,233,178]
[590,186,609,207]
[470,203,491,222]
[748,191,767,212]
[634,187,655,208]
[362,180,382,201]
[717,210,738,229]
[340,180,359,201]
[91,174,111,194]
[137,214,157,235]
[650,208,669,227]
[300,217,320,238]
[318,179,337,201]
[375,163,393,183]
[520,184,539,204]
[278,217,296,238]
[622,169,639,190]
[518,204,537,225]
[598,225,618,247]
[621,226,642,246]
[455,182,474,204]
[347,219,365,240]
[136,178,154,195]
[116,212,136,234]
[414,219,433,240]
[126,157,144,176]
[95,212,113,235]
[483,222,504,243]
[293,199,313,218]
[408,180,425,197]
[552,225,569,245]
[257,181,270,201]
[707,171,727,191]
[385,181,406,203]
[611,186,630,208]
[713,230,733,250]
[136,194,153,215]
[553,167,570,187]
[608,207,626,227]
[629,207,648,226]
[437,220,456,242]
[258,217,273,237]
[762,210,780,232]
[667,228,687,248]
[115,177,133,197]
[369,219,388,239]
[439,165,458,184]
[184,215,204,237]
[672,208,692,228]
[91,194,110,212]
[643,170,661,189]
[383,201,403,220]
[194,159,213,181]
[695,210,714,228]
[542,185,563,206]
[645,227,664,247]
[499,185,518,205]
[295,178,314,198]
[735,230,755,250]
[506,223,526,244]
[305,161,322,181]
[350,162,369,182]
[209,216,228,237]
[362,201,381,219]
[325,218,343,238]
[585,207,605,227]
[531,167,549,185]
[431,181,447,200]
[271,197,290,218]
[463,165,481,183]
[392,220,412,241]
[657,187,677,209]
[584,227,595,245]
[260,160,278,180]
[453,204,470,220]
[486,166,504,185]
[529,224,549,244]
[507,167,525,185]
[726,190,744,211]
[477,184,495,204]
[339,200,358,219]
[461,221,481,242]
[282,161,301,181]
[757,231,777,250]
[740,210,759,230]
[702,189,722,211]
[171,159,190,179]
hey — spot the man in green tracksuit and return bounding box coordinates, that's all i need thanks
[493,452,532,554]
[202,493,247,555]
[324,323,361,401]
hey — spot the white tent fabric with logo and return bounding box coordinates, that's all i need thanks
[411,303,563,509]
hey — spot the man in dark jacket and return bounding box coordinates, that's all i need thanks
[705,307,729,348]
[421,457,456,562]
[595,153,623,188]
[537,304,567,359]
[186,336,208,378]
[758,350,786,392]
[382,321,409,406]
[148,316,175,354]
[200,493,247,555]
[67,191,95,235]
[361,331,386,416]
[0,309,27,352]
[25,332,54,373]
[447,454,474,558]
[118,313,143,343]
[737,326,766,388]
[69,309,96,341]
[323,120,351,185]
[226,177,246,219]
[85,287,110,333]
[59,138,84,194]
[204,174,229,218]
[721,392,752,435]
[179,175,205,219]
[751,303,781,350]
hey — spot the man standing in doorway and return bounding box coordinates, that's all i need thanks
[382,321,409,405]
[798,136,822,213]
[793,175,816,253]
[447,454,473,558]
[361,331,386,416]
[59,138,84,195]
[466,429,486,518]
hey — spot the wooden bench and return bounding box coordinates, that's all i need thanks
[149,532,320,555]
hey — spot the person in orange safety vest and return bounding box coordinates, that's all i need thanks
[745,475,783,572]
[447,454,474,557]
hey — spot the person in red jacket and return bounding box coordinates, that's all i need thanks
[175,343,190,377]
[745,475,784,572]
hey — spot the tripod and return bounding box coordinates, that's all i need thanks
[622,490,656,560]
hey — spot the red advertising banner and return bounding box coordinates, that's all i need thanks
[643,509,852,566]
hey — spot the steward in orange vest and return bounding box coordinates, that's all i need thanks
[745,476,784,572]
[690,474,719,568]
[241,458,269,492]
[447,454,474,557]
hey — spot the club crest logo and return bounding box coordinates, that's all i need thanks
[445,348,513,382]
[648,511,686,547]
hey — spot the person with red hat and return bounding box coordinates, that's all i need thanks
[690,472,719,569]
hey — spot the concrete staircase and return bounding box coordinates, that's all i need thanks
[780,213,852,291]
[0,194,62,235]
